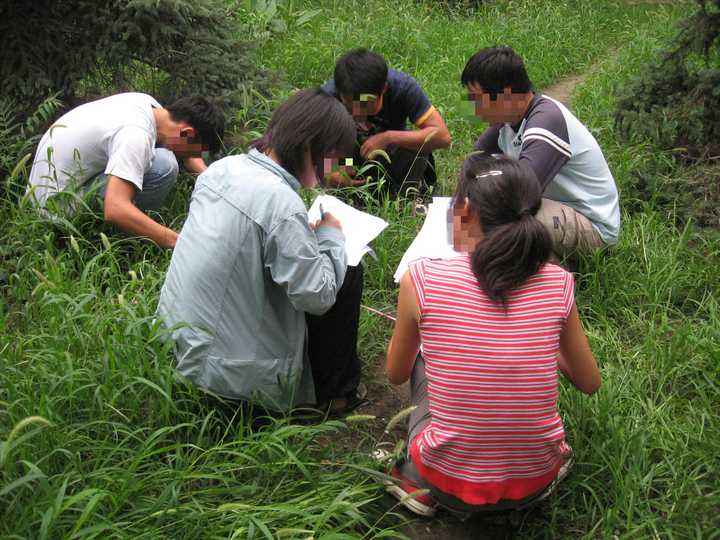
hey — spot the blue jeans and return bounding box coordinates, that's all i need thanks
[94,148,179,211]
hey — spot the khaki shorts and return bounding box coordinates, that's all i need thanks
[536,198,606,255]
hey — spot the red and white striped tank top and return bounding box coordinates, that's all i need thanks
[408,255,574,505]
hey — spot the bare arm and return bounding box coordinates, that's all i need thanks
[385,272,422,385]
[104,175,178,249]
[558,303,601,394]
[183,156,208,174]
[360,110,452,158]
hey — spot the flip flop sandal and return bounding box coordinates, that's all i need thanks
[328,382,369,416]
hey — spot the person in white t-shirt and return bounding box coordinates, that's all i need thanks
[461,47,621,255]
[28,93,225,249]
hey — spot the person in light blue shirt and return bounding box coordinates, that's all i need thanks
[156,89,364,413]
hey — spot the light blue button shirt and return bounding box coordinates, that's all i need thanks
[156,149,347,411]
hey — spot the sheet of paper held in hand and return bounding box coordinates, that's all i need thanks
[393,197,461,282]
[307,194,389,266]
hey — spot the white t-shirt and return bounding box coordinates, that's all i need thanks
[28,93,161,207]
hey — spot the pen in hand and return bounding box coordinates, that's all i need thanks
[314,203,342,231]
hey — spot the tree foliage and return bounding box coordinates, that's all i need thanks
[0,0,270,114]
[615,0,720,159]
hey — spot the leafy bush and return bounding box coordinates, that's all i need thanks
[0,0,271,115]
[615,0,720,159]
[0,96,62,198]
[232,0,323,41]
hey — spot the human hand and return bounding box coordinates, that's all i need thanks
[324,168,366,188]
[360,132,389,159]
[164,228,179,249]
[313,211,342,231]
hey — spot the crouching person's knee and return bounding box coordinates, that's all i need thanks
[152,148,180,182]
[135,149,179,211]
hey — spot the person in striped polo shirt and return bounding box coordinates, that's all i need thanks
[384,154,601,517]
[462,47,621,255]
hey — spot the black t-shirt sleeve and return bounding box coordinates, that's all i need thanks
[473,125,502,155]
[519,99,571,190]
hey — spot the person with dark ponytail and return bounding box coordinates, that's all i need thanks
[384,154,601,517]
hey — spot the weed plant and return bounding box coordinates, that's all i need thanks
[2,0,718,538]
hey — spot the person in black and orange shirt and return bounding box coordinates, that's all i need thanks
[321,48,451,198]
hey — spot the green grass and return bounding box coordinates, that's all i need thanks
[2,0,719,538]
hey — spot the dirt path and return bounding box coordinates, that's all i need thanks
[542,72,587,106]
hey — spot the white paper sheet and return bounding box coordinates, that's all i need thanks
[393,197,461,282]
[307,194,389,266]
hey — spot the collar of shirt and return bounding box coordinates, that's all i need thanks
[247,148,301,192]
[509,93,542,131]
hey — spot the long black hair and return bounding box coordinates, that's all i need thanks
[453,154,552,306]
[252,88,356,178]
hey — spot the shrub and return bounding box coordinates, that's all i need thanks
[0,0,271,115]
[615,0,720,159]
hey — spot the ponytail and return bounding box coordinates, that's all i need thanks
[471,214,551,306]
[455,154,552,307]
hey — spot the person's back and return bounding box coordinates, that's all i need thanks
[385,155,601,517]
[407,255,573,504]
[156,153,318,408]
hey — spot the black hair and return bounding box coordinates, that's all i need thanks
[453,153,551,306]
[167,96,225,154]
[460,47,533,96]
[252,88,356,178]
[333,48,389,97]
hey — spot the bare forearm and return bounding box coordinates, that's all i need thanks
[384,128,451,152]
[557,352,572,380]
[105,202,178,249]
[184,157,208,174]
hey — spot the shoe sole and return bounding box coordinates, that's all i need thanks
[384,482,437,517]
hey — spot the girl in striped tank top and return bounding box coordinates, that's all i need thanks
[384,154,601,517]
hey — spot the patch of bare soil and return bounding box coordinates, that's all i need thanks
[543,48,622,107]
[543,73,587,106]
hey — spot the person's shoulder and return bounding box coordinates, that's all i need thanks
[525,95,567,128]
[539,262,574,283]
[387,68,423,91]
[220,154,302,201]
[521,94,572,150]
[412,254,470,273]
[105,92,161,106]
